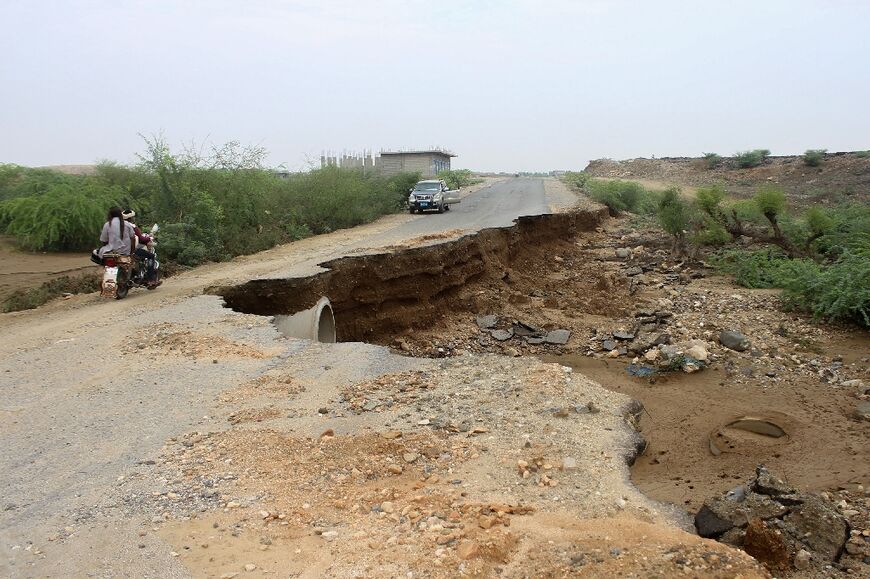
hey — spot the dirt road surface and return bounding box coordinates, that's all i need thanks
[0,178,767,578]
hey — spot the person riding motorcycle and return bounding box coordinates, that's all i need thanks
[91,207,134,264]
[122,209,161,288]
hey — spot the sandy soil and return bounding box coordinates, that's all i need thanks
[0,235,97,301]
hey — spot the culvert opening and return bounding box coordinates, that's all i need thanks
[209,208,610,346]
[273,297,336,343]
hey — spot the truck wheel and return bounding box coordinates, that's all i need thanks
[409,207,415,214]
[437,203,444,214]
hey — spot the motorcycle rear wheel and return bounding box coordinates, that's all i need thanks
[115,270,130,299]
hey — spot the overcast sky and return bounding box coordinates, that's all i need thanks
[1,1,868,172]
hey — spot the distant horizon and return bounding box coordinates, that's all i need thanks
[23,147,868,176]
[2,1,868,172]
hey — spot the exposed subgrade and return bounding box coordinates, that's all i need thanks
[210,208,608,343]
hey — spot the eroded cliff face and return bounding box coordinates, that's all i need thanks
[212,208,608,342]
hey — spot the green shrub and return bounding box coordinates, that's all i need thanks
[656,188,690,237]
[713,247,870,327]
[693,220,731,246]
[803,149,826,167]
[812,203,870,258]
[696,185,726,218]
[703,153,723,169]
[734,149,770,168]
[586,179,651,214]
[854,150,870,158]
[713,247,792,288]
[779,249,869,326]
[437,169,479,189]
[753,185,785,216]
[0,182,122,251]
[561,171,590,189]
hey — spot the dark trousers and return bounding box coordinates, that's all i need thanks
[135,248,157,282]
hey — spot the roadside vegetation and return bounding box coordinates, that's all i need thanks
[437,169,482,190]
[562,172,870,327]
[0,137,428,311]
[0,136,421,267]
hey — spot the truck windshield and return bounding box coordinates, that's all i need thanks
[414,182,441,191]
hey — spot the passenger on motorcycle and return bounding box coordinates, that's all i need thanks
[122,209,161,288]
[91,207,134,264]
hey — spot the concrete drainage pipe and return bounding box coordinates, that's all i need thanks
[273,296,337,343]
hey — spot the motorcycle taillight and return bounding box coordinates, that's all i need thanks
[104,257,116,267]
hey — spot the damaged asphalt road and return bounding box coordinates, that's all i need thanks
[0,178,768,577]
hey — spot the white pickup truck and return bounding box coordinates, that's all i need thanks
[407,179,461,214]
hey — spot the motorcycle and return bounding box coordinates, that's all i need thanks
[100,224,161,299]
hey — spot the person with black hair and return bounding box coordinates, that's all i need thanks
[91,207,134,264]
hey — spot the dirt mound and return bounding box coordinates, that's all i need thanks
[150,353,767,578]
[585,153,870,205]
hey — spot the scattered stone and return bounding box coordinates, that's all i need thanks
[402,452,418,464]
[475,315,498,330]
[794,549,812,570]
[321,531,338,542]
[853,401,870,422]
[511,321,543,338]
[562,457,578,471]
[601,340,617,351]
[624,266,643,276]
[489,329,513,342]
[380,501,394,513]
[243,563,257,572]
[753,466,795,496]
[841,379,867,395]
[381,430,402,440]
[615,248,631,258]
[685,344,708,362]
[719,330,750,352]
[544,329,570,345]
[319,428,335,439]
[387,464,403,475]
[613,330,635,341]
[478,515,496,529]
[652,333,671,346]
[457,540,480,560]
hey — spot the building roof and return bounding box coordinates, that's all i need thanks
[380,149,456,157]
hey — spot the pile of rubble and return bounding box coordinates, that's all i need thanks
[474,315,570,347]
[696,466,868,574]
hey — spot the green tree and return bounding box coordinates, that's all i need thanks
[656,188,690,257]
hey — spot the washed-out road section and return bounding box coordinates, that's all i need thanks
[0,178,570,575]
